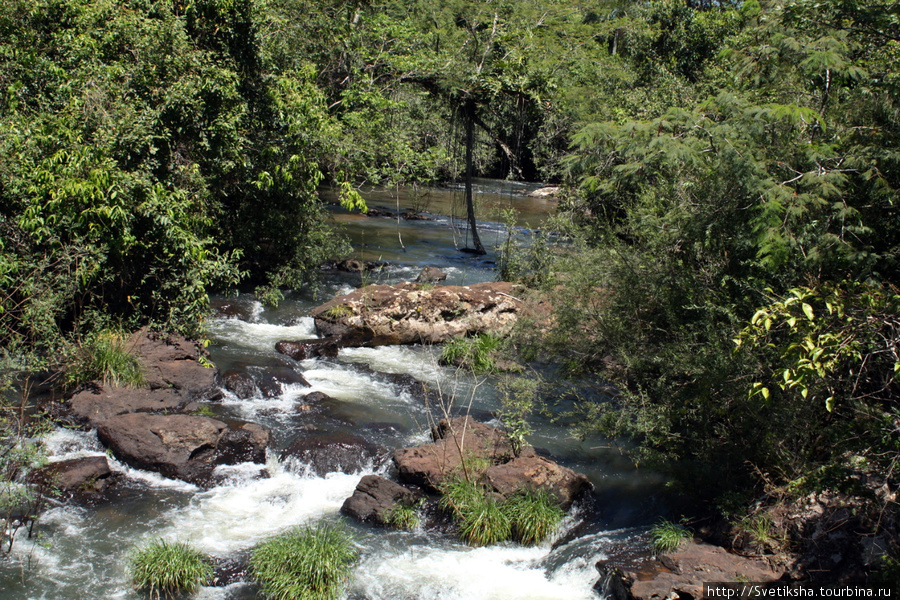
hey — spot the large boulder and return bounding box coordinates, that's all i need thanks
[393,417,515,492]
[128,328,221,401]
[96,413,270,486]
[68,385,195,427]
[415,266,447,283]
[281,433,386,476]
[311,282,524,346]
[482,454,592,508]
[341,474,424,526]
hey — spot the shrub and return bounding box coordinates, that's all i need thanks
[128,539,211,599]
[649,519,691,554]
[504,489,565,546]
[439,333,502,374]
[65,330,145,389]
[250,523,358,600]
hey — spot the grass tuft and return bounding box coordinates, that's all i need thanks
[128,539,211,599]
[504,489,565,546]
[66,330,145,389]
[385,500,422,530]
[649,519,691,555]
[439,333,502,374]
[250,523,358,600]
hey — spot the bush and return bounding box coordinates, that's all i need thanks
[65,330,145,389]
[250,523,358,600]
[128,539,211,599]
[439,333,503,374]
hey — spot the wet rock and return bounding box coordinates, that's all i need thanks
[281,433,386,476]
[209,298,255,321]
[221,370,258,399]
[128,328,221,401]
[341,474,424,526]
[393,417,515,492]
[31,456,121,503]
[364,206,394,217]
[68,384,196,428]
[275,338,341,361]
[481,454,592,508]
[415,266,447,283]
[211,554,250,587]
[96,413,270,487]
[527,186,559,198]
[256,366,310,397]
[402,211,433,221]
[311,282,524,346]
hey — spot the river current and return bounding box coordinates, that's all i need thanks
[1,181,662,599]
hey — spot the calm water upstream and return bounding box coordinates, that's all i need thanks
[1,181,665,600]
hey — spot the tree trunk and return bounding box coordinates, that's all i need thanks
[464,99,485,255]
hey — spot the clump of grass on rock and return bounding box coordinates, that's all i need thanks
[128,538,211,599]
[649,519,692,554]
[66,329,145,389]
[251,523,358,600]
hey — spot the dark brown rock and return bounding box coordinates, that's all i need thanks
[68,385,195,427]
[275,338,341,361]
[96,413,270,486]
[311,282,524,346]
[31,456,120,502]
[281,433,386,476]
[256,366,310,397]
[481,455,592,508]
[222,371,258,399]
[341,474,424,526]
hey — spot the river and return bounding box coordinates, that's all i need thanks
[1,180,665,599]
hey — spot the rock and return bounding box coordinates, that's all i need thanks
[393,417,515,492]
[623,542,783,600]
[481,454,592,508]
[209,298,255,321]
[281,433,386,476]
[275,338,341,361]
[527,186,559,198]
[415,266,448,283]
[311,282,524,346]
[402,211,433,221]
[128,328,221,401]
[96,413,270,486]
[31,456,120,502]
[256,366,310,397]
[222,370,258,399]
[341,474,424,526]
[68,384,195,427]
[364,207,394,217]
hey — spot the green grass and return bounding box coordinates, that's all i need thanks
[250,523,358,600]
[128,539,211,599]
[323,304,354,319]
[384,500,422,530]
[504,489,566,546]
[440,333,503,374]
[649,519,691,554]
[440,479,565,547]
[65,330,145,389]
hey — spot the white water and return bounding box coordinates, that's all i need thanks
[3,275,627,599]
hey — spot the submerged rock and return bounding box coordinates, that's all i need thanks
[281,432,386,476]
[341,474,424,526]
[311,282,524,346]
[275,338,341,361]
[221,370,258,399]
[96,413,270,487]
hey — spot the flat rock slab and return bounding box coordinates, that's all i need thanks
[627,542,783,600]
[31,456,120,503]
[341,474,424,526]
[69,385,194,427]
[311,282,523,346]
[97,413,270,486]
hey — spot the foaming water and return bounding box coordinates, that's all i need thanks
[351,542,601,600]
[207,316,317,352]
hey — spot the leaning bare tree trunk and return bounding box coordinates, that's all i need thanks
[464,99,485,255]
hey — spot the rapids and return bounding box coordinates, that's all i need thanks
[1,182,663,599]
